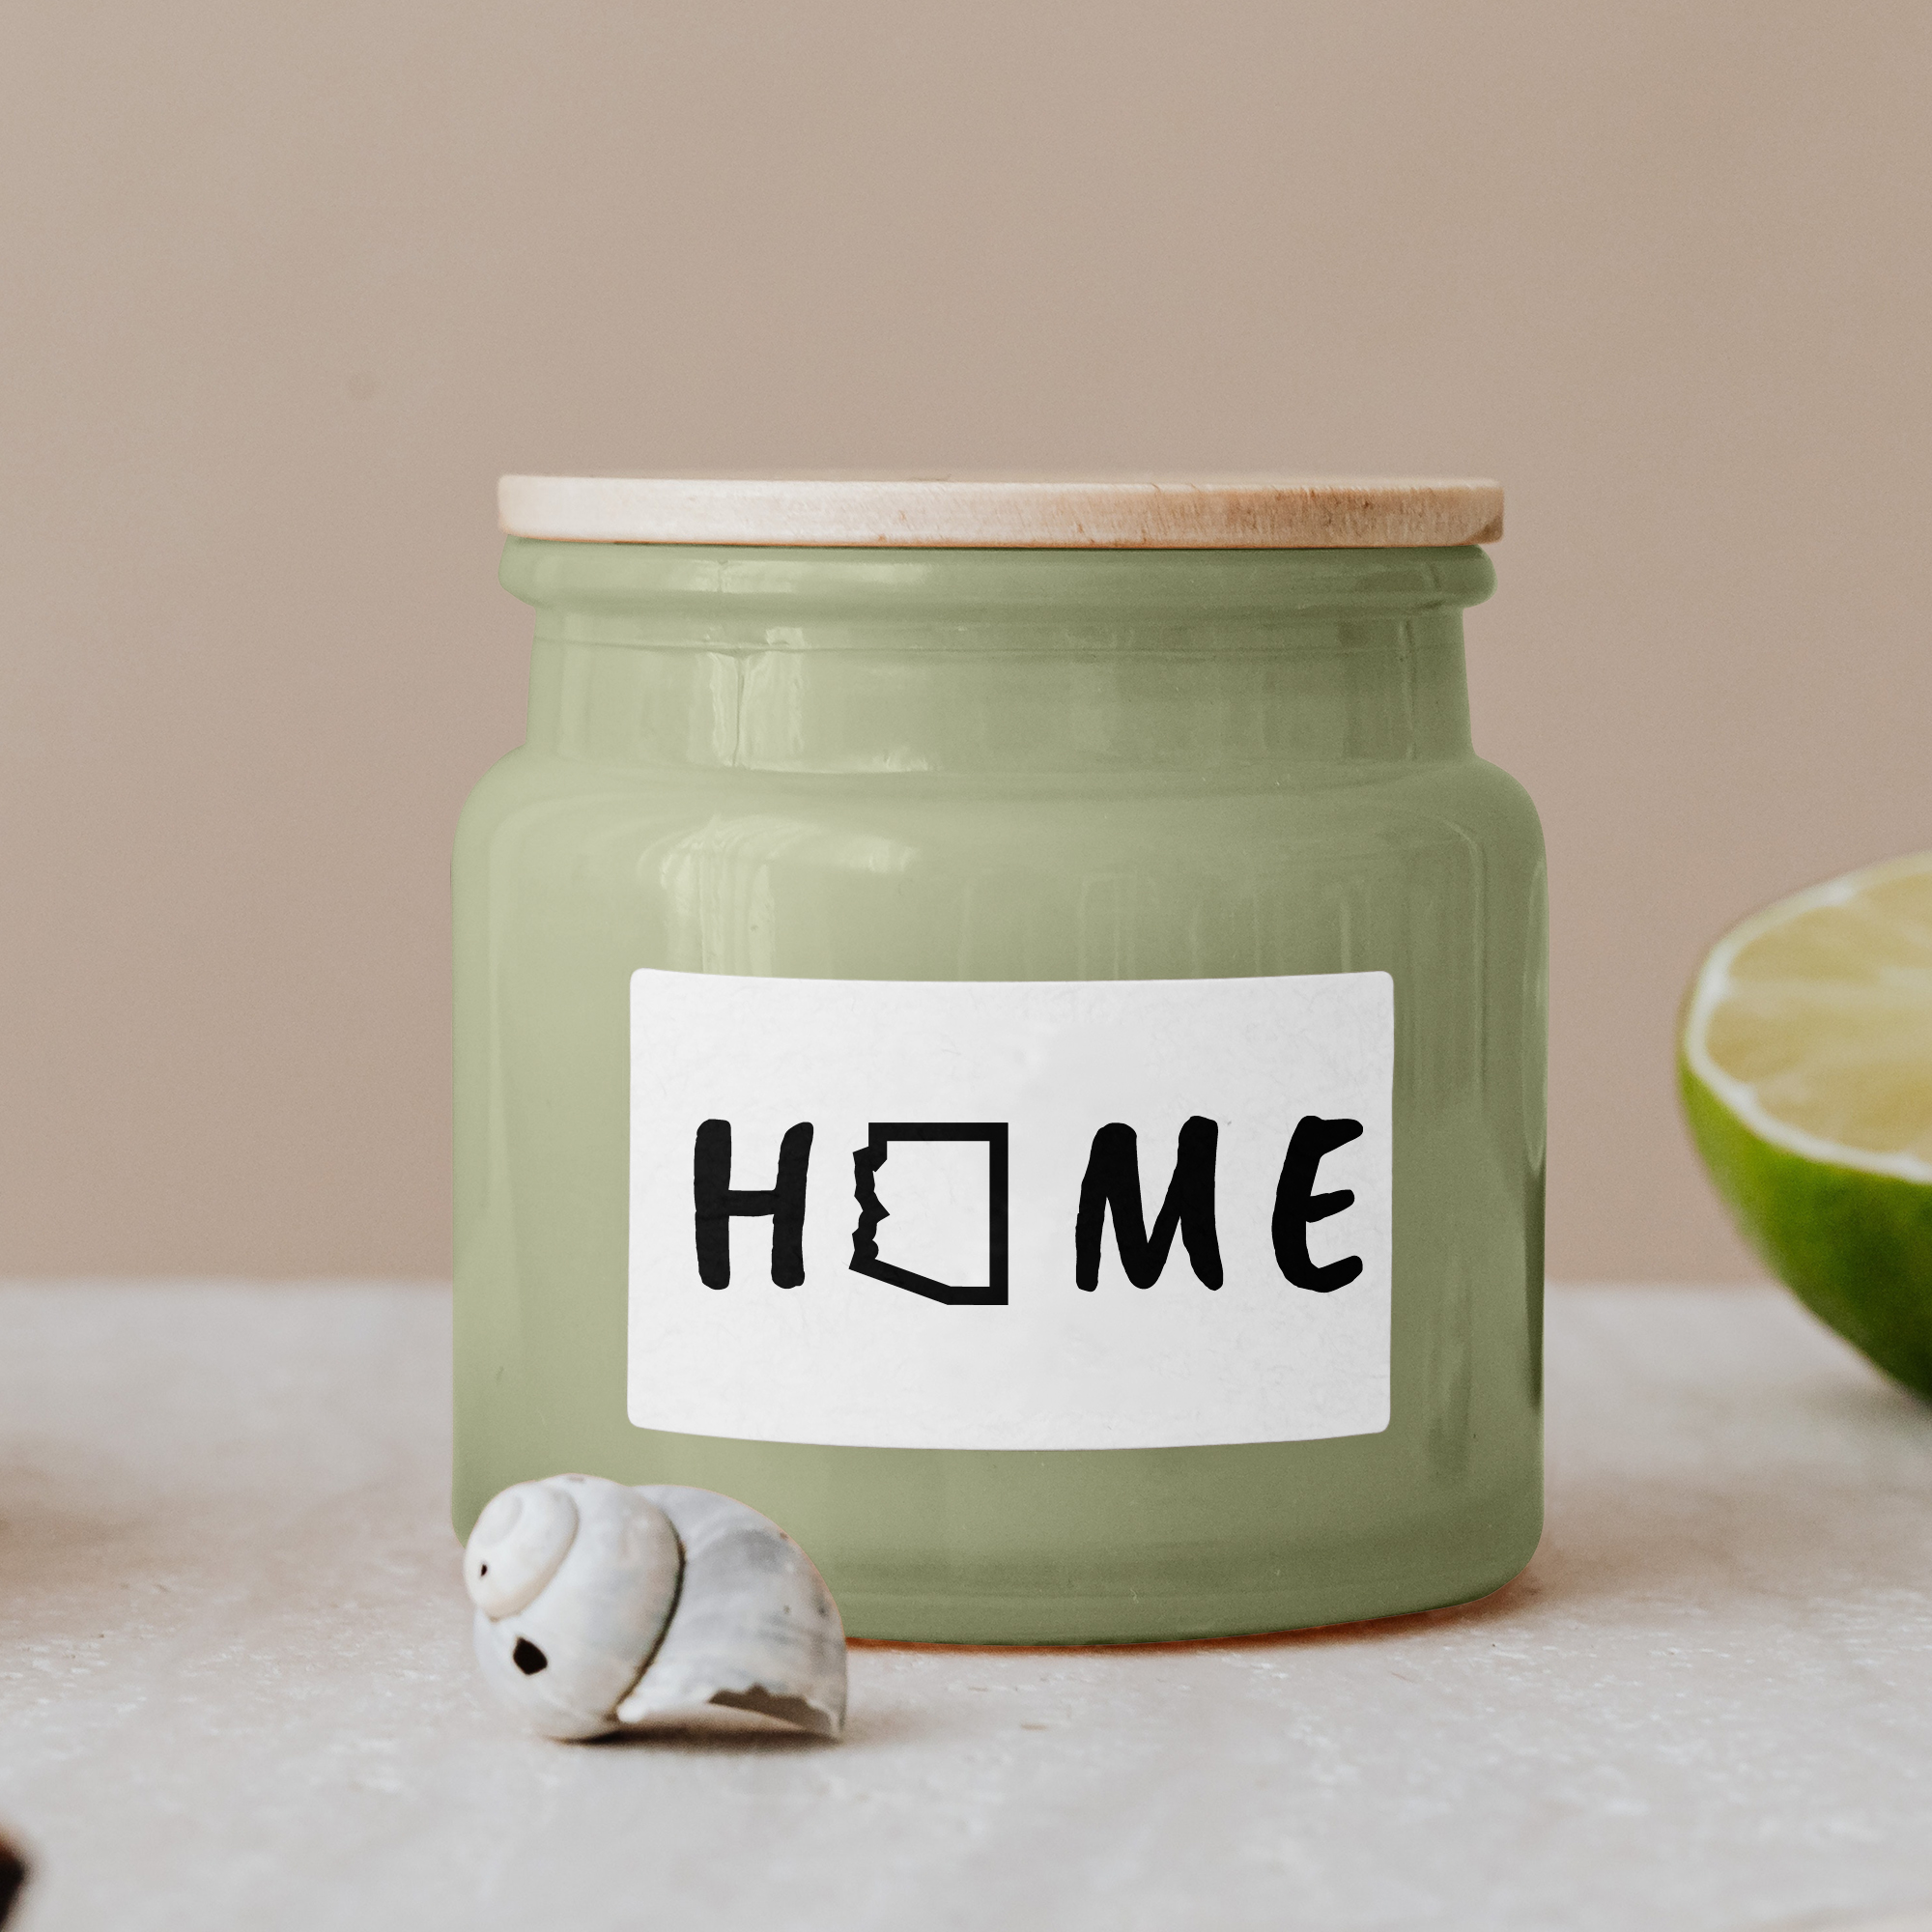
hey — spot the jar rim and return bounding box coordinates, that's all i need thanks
[499,537,1496,641]
[497,475,1503,551]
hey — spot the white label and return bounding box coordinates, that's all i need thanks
[628,970,1392,1450]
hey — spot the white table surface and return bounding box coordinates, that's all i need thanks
[2,1283,1929,1932]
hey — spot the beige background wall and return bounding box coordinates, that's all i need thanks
[3,1,1928,1280]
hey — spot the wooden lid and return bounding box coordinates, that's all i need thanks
[497,475,1502,549]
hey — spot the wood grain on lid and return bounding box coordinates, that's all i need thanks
[497,476,1503,549]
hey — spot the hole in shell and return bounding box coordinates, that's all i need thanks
[513,1638,549,1676]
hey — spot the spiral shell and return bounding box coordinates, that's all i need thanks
[464,1476,846,1742]
[464,1478,579,1617]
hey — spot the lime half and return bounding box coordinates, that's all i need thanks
[1680,850,1932,1397]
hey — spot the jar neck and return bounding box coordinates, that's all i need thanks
[507,540,1491,777]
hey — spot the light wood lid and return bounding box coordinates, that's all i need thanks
[497,475,1502,549]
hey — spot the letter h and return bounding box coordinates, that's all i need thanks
[693,1119,813,1289]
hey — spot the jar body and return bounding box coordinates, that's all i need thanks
[455,541,1547,1642]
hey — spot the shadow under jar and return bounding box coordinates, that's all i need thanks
[454,476,1547,1643]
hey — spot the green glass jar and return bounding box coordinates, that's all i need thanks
[455,477,1546,1644]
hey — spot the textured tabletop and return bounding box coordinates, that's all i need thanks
[1,1283,1929,1932]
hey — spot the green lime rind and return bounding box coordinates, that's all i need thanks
[1681,1057,1932,1399]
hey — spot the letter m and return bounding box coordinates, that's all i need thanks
[1074,1117,1223,1291]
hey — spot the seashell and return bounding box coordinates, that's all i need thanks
[464,1475,846,1742]
[615,1485,846,1739]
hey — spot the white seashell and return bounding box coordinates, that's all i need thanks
[463,1476,846,1742]
[464,1479,579,1617]
[616,1486,846,1739]
[469,1474,681,1740]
